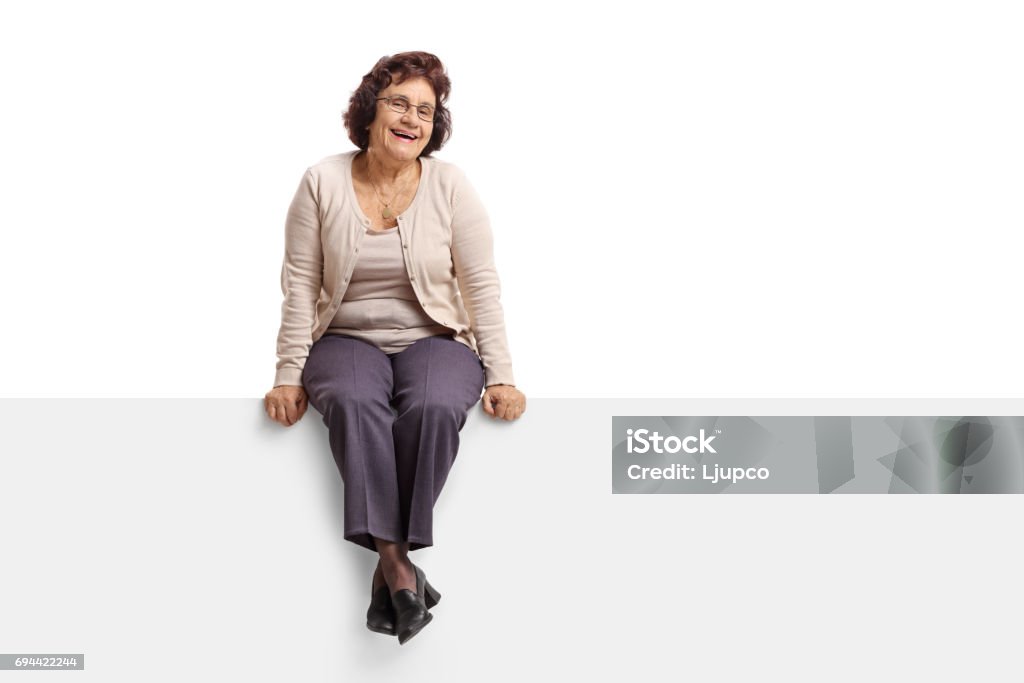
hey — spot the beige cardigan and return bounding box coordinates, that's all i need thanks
[274,151,515,388]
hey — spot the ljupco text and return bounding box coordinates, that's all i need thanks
[626,463,771,484]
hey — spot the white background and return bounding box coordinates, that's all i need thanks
[2,0,1021,398]
[2,2,1023,681]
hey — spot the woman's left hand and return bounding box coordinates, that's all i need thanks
[482,385,526,421]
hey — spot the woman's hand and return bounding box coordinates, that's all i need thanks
[264,385,309,427]
[481,385,526,421]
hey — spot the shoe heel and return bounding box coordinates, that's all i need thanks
[424,581,441,608]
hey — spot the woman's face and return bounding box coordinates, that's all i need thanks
[367,76,436,164]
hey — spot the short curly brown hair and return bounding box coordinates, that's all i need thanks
[343,51,452,157]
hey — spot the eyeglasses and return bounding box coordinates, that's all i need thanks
[376,95,436,122]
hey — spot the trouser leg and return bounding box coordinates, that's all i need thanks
[301,335,400,551]
[390,335,486,550]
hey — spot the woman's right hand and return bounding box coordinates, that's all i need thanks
[264,385,309,427]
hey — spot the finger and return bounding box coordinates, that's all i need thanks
[482,393,495,416]
[290,393,305,424]
[274,401,292,427]
[494,399,510,420]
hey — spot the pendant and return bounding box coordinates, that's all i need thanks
[381,206,393,219]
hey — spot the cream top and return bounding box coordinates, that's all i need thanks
[274,151,515,387]
[326,226,450,354]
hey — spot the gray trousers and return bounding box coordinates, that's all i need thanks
[301,334,485,551]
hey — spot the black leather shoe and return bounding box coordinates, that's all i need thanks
[393,590,431,644]
[393,565,436,644]
[366,584,396,636]
[412,563,442,609]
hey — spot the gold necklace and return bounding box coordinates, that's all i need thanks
[365,158,414,219]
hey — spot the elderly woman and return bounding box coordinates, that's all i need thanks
[263,51,525,645]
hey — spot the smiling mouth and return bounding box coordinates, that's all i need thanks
[391,129,418,142]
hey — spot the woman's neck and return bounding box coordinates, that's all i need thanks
[362,150,419,186]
